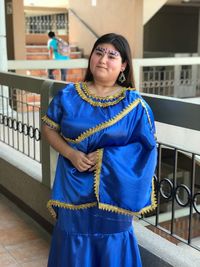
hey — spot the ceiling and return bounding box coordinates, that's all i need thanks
[167,0,200,6]
[23,0,200,8]
[24,0,69,8]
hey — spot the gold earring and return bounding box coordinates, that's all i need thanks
[118,71,126,83]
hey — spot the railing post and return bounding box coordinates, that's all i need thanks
[171,148,178,235]
[133,60,142,91]
[40,80,54,187]
[188,154,195,244]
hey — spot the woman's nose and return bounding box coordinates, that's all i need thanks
[99,54,107,63]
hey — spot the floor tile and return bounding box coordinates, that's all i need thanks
[0,193,51,266]
[7,238,49,264]
[0,251,19,267]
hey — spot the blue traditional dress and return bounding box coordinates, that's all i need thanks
[42,82,157,267]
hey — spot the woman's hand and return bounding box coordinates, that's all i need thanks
[87,151,98,172]
[42,125,98,172]
[68,149,95,172]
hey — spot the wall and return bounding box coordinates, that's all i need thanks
[5,0,26,60]
[0,158,53,227]
[143,0,167,25]
[144,6,199,54]
[68,0,143,58]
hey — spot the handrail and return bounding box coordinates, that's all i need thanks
[7,59,88,70]
[68,8,99,39]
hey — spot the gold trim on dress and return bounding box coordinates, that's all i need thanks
[140,100,153,129]
[75,83,126,107]
[94,148,104,202]
[47,200,97,218]
[140,178,157,215]
[41,115,60,131]
[45,88,157,218]
[98,178,157,217]
[82,82,126,100]
[140,100,158,140]
[93,149,157,216]
[62,98,141,144]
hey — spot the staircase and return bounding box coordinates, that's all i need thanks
[25,44,86,82]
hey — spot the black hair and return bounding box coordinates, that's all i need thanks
[84,33,134,88]
[48,31,55,38]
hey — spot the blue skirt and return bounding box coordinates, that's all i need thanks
[48,207,142,267]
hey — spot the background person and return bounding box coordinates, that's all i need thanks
[47,31,69,81]
[42,33,157,267]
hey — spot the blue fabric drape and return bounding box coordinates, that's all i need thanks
[42,83,157,267]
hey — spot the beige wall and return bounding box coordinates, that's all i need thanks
[5,0,26,60]
[0,158,53,225]
[68,0,143,58]
[143,0,167,25]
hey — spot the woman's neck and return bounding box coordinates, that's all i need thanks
[87,81,122,97]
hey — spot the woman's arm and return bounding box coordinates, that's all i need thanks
[42,124,95,172]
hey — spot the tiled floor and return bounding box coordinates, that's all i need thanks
[0,194,51,267]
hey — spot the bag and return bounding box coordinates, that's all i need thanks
[56,38,70,56]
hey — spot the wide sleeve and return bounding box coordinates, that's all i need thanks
[94,100,157,216]
[42,90,63,131]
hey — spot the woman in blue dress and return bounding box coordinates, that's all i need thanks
[42,33,157,267]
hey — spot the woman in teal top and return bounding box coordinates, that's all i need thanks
[42,33,157,267]
[47,31,69,81]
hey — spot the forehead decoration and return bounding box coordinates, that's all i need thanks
[95,46,120,57]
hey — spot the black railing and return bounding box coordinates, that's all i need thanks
[0,85,41,162]
[140,142,200,251]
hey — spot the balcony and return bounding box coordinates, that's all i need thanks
[0,66,200,266]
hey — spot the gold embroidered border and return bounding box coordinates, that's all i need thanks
[140,100,158,141]
[62,98,141,144]
[98,203,139,216]
[94,148,104,202]
[94,157,157,217]
[75,83,126,107]
[47,200,97,218]
[140,178,157,215]
[82,82,126,100]
[140,100,153,129]
[98,178,157,216]
[41,115,60,131]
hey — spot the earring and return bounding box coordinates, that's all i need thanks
[118,71,126,83]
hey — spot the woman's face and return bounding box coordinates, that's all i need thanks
[89,43,127,85]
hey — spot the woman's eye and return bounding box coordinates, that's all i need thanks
[95,51,103,56]
[108,55,116,59]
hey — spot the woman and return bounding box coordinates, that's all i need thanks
[42,33,157,267]
[47,31,69,81]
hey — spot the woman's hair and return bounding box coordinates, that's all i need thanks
[84,33,134,88]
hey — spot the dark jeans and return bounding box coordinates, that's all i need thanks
[48,69,67,81]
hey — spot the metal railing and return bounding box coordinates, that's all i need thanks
[6,57,200,99]
[0,72,67,187]
[142,65,200,97]
[133,57,200,97]
[0,86,40,161]
[25,13,68,34]
[140,142,200,251]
